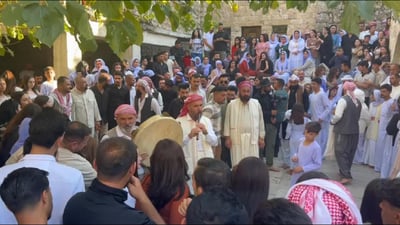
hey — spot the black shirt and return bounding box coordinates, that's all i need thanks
[91,85,109,123]
[107,85,130,129]
[63,179,154,224]
[167,97,184,119]
[213,30,230,52]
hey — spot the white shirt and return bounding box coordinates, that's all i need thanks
[203,32,214,52]
[71,88,102,128]
[0,154,84,224]
[129,86,136,106]
[40,80,57,96]
[101,125,133,141]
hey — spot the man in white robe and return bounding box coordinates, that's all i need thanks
[224,80,265,166]
[71,76,102,137]
[177,94,217,194]
[376,84,396,175]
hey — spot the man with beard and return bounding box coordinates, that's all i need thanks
[224,80,265,166]
[91,71,110,140]
[159,79,177,113]
[101,104,137,141]
[71,76,102,137]
[167,83,189,119]
[106,71,130,129]
[134,79,161,125]
[287,75,304,110]
[177,94,217,193]
[50,76,73,119]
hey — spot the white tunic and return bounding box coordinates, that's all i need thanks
[224,98,265,166]
[71,88,102,131]
[177,114,217,175]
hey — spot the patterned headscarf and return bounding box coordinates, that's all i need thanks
[179,94,203,117]
[343,81,358,106]
[286,179,362,224]
[136,79,152,96]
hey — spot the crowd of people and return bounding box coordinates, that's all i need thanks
[0,18,399,224]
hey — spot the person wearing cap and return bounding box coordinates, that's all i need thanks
[255,78,280,171]
[101,104,137,141]
[176,94,217,192]
[331,81,362,185]
[224,80,265,166]
[379,178,400,224]
[71,75,102,137]
[202,86,227,160]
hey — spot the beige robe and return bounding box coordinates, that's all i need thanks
[224,98,265,166]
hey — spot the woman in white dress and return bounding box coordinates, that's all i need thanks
[288,30,305,71]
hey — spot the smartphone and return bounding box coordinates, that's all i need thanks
[169,55,176,60]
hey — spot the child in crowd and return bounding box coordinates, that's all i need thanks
[290,121,322,186]
[285,103,311,170]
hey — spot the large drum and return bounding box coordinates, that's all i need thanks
[132,115,183,167]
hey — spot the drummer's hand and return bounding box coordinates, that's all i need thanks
[178,198,192,217]
[197,123,208,135]
[189,127,202,139]
[225,137,232,149]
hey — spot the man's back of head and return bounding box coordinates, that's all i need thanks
[186,187,248,224]
[62,121,91,152]
[95,137,138,182]
[25,108,68,154]
[0,167,52,224]
[253,198,312,225]
[193,158,231,194]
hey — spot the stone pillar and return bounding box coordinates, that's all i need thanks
[53,32,82,77]
[389,20,400,63]
[121,45,141,64]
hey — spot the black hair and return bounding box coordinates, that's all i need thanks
[296,171,329,183]
[380,83,392,92]
[193,158,231,192]
[232,157,269,222]
[372,58,382,66]
[227,85,238,94]
[253,198,312,225]
[0,167,49,214]
[113,71,123,77]
[212,86,227,93]
[305,121,321,134]
[275,78,284,87]
[27,108,68,149]
[95,137,137,181]
[186,187,249,224]
[63,121,91,143]
[341,60,351,68]
[178,83,190,91]
[57,76,69,86]
[311,77,322,85]
[75,61,89,77]
[380,178,400,208]
[360,178,387,224]
[148,139,189,210]
[164,79,174,88]
[235,77,247,86]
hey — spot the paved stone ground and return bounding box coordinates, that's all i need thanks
[268,158,380,207]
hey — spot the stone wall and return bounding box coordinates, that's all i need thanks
[213,1,393,43]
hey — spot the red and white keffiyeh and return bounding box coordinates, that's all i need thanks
[286,179,362,225]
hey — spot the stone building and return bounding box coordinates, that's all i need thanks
[0,1,397,78]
